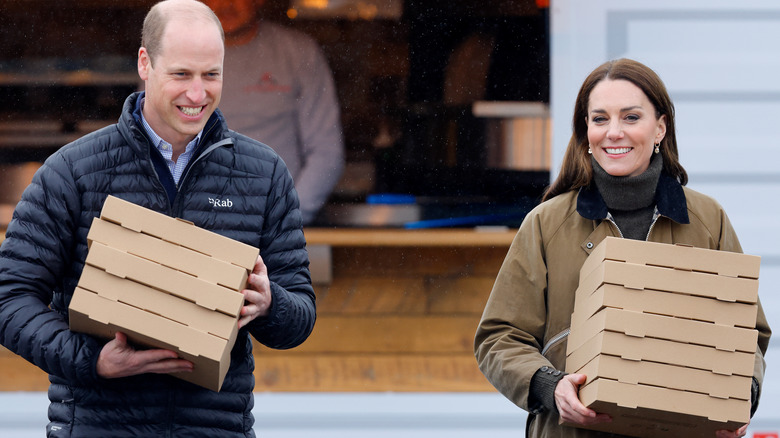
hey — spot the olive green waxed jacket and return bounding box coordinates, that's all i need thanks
[474,173,772,438]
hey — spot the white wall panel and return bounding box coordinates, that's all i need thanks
[685,182,779,256]
[675,101,780,175]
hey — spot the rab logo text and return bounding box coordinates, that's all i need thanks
[208,197,233,208]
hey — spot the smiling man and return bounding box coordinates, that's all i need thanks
[138,2,224,159]
[0,0,315,436]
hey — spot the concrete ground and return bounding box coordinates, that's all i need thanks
[2,349,777,437]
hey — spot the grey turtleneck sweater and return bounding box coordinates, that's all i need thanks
[592,153,663,240]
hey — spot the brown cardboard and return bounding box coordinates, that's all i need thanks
[571,283,758,328]
[580,236,760,281]
[572,353,752,400]
[566,307,758,355]
[69,288,235,392]
[85,242,244,317]
[564,238,761,437]
[78,264,238,340]
[68,197,260,392]
[565,330,756,378]
[577,260,758,305]
[99,195,258,271]
[566,377,749,438]
[87,217,248,291]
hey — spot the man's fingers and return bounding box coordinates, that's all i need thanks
[126,349,192,376]
[137,356,194,375]
[98,336,193,379]
[237,314,252,329]
[252,255,267,276]
[133,348,181,364]
[239,286,271,327]
[114,331,127,344]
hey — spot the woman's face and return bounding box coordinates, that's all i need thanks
[586,79,666,177]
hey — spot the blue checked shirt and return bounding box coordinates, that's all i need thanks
[139,100,202,185]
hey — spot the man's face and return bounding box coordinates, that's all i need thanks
[137,17,224,149]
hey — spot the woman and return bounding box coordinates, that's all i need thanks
[474,58,771,438]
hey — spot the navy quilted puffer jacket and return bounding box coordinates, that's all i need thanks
[0,92,315,437]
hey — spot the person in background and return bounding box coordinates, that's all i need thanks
[0,0,315,436]
[203,0,345,225]
[474,58,770,438]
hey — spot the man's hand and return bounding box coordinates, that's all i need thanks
[238,255,272,329]
[96,332,193,379]
[555,373,612,426]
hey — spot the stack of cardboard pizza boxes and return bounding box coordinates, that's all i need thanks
[564,237,760,437]
[69,195,259,392]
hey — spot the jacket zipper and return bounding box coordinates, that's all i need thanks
[541,328,570,357]
[175,118,225,192]
[177,138,232,193]
[645,207,661,241]
[604,212,624,238]
[606,207,662,242]
[174,137,233,216]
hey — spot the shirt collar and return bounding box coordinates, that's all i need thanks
[135,92,203,153]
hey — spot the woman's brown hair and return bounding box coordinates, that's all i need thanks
[542,58,687,202]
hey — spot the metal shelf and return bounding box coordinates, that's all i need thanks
[0,120,114,149]
[0,71,138,87]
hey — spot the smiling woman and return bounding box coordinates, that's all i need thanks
[586,79,666,178]
[474,58,771,438]
[544,58,685,201]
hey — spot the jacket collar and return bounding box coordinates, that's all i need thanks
[121,92,226,152]
[576,171,689,224]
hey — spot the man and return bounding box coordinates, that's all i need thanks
[203,0,345,225]
[0,0,315,436]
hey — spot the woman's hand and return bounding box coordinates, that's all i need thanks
[715,422,749,438]
[555,373,612,425]
[556,374,749,437]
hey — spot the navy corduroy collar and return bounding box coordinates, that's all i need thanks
[576,171,689,224]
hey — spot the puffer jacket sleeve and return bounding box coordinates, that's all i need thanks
[0,152,103,386]
[247,156,316,350]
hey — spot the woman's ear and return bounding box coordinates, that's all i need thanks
[656,114,667,142]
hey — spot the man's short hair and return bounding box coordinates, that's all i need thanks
[141,0,224,65]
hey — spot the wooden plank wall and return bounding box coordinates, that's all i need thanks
[254,245,506,392]
[0,233,510,393]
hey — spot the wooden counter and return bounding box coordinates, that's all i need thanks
[304,227,517,247]
[0,227,518,393]
[252,227,516,392]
